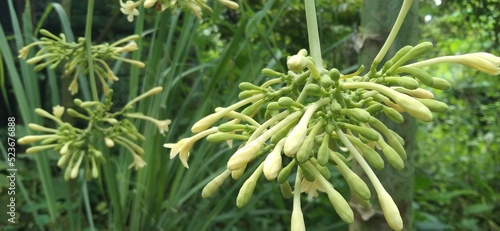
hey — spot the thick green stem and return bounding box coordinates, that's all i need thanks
[84,0,99,101]
[304,0,323,69]
[371,0,414,70]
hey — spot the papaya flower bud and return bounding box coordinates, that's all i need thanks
[392,87,434,99]
[26,144,59,154]
[191,94,263,133]
[236,163,264,208]
[263,139,285,180]
[18,135,60,144]
[143,0,158,8]
[287,54,307,72]
[291,168,306,231]
[104,137,115,147]
[406,52,500,75]
[202,170,231,198]
[218,0,239,9]
[378,190,404,231]
[227,136,265,171]
[70,151,85,179]
[284,98,330,156]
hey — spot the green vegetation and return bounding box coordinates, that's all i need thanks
[0,0,498,230]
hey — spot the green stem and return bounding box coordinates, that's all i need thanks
[304,0,323,69]
[371,0,414,70]
[81,175,95,230]
[84,0,99,101]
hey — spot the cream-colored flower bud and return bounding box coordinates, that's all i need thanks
[90,156,99,179]
[59,142,71,155]
[202,170,231,198]
[392,87,434,99]
[57,152,73,167]
[18,135,56,144]
[291,208,306,231]
[227,136,265,170]
[218,0,239,9]
[104,137,115,147]
[236,163,263,208]
[26,144,58,153]
[263,139,284,180]
[378,190,404,231]
[115,42,138,53]
[287,54,307,72]
[143,0,158,8]
[393,93,433,122]
[70,151,85,179]
[284,99,330,157]
[231,165,246,180]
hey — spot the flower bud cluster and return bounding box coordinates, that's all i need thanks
[18,30,143,95]
[121,0,240,21]
[19,87,169,181]
[166,44,455,230]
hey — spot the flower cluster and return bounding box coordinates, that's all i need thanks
[165,42,499,230]
[18,87,170,180]
[18,30,143,95]
[120,0,240,22]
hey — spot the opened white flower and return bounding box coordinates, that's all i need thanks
[52,105,65,119]
[300,178,325,198]
[120,0,141,22]
[128,153,147,170]
[164,138,191,168]
[164,127,218,168]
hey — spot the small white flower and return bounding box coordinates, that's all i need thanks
[300,178,325,198]
[120,0,141,22]
[156,119,172,135]
[128,153,147,170]
[164,138,192,168]
[52,105,65,118]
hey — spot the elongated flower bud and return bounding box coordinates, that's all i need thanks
[263,139,285,180]
[394,66,433,86]
[430,77,451,90]
[280,182,293,199]
[416,98,449,112]
[384,76,419,90]
[340,108,372,123]
[227,136,265,170]
[378,190,404,231]
[346,135,384,170]
[317,133,330,166]
[202,170,231,198]
[342,123,379,141]
[277,159,297,183]
[236,163,263,208]
[378,138,404,170]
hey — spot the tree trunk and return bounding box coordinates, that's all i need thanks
[350,1,419,231]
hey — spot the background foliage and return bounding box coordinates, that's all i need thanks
[0,0,498,230]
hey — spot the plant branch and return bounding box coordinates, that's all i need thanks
[304,0,323,69]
